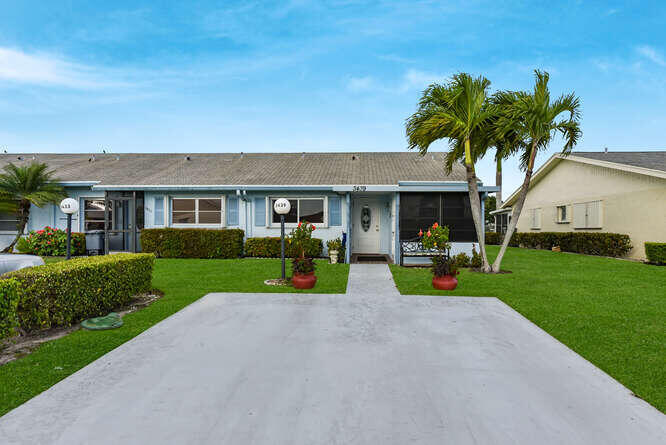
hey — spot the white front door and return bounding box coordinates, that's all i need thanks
[352,197,381,253]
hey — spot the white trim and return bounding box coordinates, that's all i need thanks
[169,196,226,228]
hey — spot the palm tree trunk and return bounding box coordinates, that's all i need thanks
[491,142,538,272]
[496,157,502,207]
[3,202,30,253]
[464,140,491,273]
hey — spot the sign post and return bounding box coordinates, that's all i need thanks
[273,198,291,280]
[59,198,79,260]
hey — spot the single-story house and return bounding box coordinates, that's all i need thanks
[0,152,498,264]
[497,151,666,260]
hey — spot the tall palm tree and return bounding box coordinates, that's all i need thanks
[491,70,581,272]
[490,90,528,210]
[406,73,497,272]
[0,162,66,253]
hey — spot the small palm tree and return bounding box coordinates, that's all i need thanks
[491,71,581,272]
[406,73,497,272]
[0,162,66,253]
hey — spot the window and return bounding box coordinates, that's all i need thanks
[573,200,602,229]
[84,199,110,231]
[270,198,325,225]
[530,208,542,230]
[0,210,18,232]
[556,205,571,223]
[154,197,164,226]
[171,198,223,225]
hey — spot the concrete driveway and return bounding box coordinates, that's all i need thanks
[1,264,664,444]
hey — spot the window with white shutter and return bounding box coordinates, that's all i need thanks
[573,200,602,229]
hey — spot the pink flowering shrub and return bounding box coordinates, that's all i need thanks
[20,226,86,256]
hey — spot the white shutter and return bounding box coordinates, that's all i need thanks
[536,208,542,229]
[587,201,602,228]
[566,205,572,223]
[573,203,586,228]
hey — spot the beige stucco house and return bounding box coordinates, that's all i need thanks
[496,151,666,260]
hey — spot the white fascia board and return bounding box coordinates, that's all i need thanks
[565,155,666,180]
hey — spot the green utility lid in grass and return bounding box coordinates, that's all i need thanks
[81,312,123,330]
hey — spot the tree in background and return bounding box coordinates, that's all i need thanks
[0,163,66,253]
[484,195,496,229]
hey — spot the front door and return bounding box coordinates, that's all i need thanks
[352,197,381,253]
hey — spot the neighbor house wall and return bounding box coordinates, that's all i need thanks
[514,159,666,259]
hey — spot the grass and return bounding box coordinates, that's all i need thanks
[0,258,349,416]
[390,246,666,413]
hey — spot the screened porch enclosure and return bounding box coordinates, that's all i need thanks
[102,191,144,253]
[399,192,478,242]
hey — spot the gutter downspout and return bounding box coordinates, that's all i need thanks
[345,193,351,264]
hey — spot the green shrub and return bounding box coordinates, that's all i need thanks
[141,228,244,259]
[3,253,154,332]
[244,237,323,258]
[645,242,666,265]
[451,252,471,268]
[508,232,632,257]
[485,232,502,245]
[19,226,86,256]
[0,279,20,339]
[471,245,483,268]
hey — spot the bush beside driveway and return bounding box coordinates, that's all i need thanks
[390,245,666,413]
[0,258,349,416]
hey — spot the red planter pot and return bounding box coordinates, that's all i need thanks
[432,274,458,290]
[292,272,317,289]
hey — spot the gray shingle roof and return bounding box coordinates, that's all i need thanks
[572,151,666,173]
[0,152,466,186]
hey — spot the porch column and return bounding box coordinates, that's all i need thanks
[345,192,351,264]
[394,192,400,265]
[480,192,486,246]
[104,191,109,255]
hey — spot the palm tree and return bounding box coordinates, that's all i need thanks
[0,162,66,253]
[406,73,497,272]
[490,90,528,210]
[490,70,581,272]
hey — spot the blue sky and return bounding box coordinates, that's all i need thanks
[0,1,665,194]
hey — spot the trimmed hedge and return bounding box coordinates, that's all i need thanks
[645,242,666,265]
[0,279,20,339]
[3,253,154,332]
[244,237,323,258]
[141,228,244,259]
[485,232,502,245]
[486,231,632,257]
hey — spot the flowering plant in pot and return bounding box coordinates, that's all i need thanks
[419,222,458,290]
[290,221,317,289]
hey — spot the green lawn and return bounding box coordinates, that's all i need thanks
[0,258,349,416]
[390,246,666,413]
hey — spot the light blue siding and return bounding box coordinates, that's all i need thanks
[227,196,239,226]
[254,197,265,226]
[329,196,342,226]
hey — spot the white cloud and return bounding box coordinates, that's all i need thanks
[636,45,666,67]
[399,69,446,91]
[0,47,128,89]
[346,76,375,92]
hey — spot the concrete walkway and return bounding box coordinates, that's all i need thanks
[0,264,664,444]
